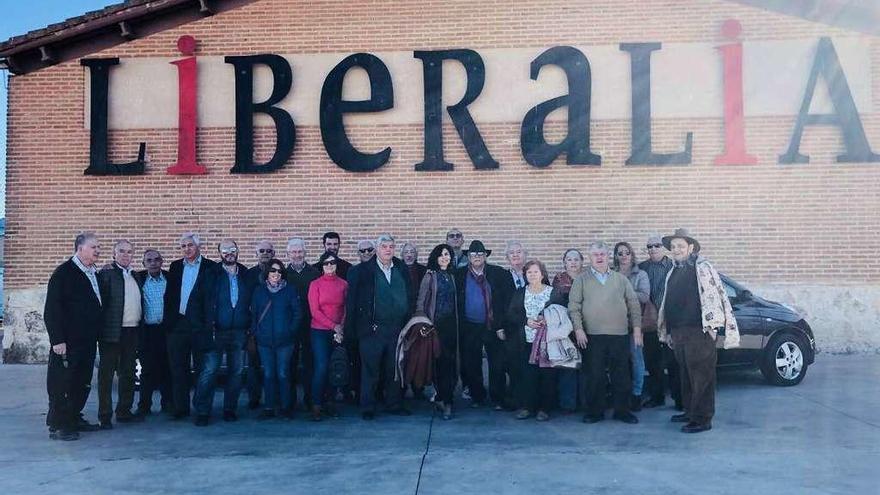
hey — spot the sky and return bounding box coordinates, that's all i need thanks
[0,1,115,219]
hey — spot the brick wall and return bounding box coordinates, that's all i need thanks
[5,0,880,290]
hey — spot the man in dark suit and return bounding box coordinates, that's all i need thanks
[96,240,144,429]
[455,240,515,410]
[345,234,414,420]
[164,232,216,419]
[44,232,104,441]
[134,249,172,416]
[401,242,427,311]
[286,237,320,412]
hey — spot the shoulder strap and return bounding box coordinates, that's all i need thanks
[257,300,273,326]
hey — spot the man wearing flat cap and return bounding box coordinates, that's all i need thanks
[455,240,515,409]
[657,229,740,433]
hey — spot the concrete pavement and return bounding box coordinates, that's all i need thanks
[0,355,878,494]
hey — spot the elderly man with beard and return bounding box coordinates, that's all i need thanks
[192,240,251,426]
[658,229,740,433]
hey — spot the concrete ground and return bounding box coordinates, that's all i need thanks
[0,355,878,495]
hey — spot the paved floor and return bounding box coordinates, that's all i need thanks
[0,355,878,495]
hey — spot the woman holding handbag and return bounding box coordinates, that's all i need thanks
[507,259,556,421]
[414,244,459,420]
[307,252,348,421]
[613,242,651,412]
[250,259,302,420]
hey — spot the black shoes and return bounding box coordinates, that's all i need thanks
[582,414,603,424]
[671,413,690,423]
[194,415,209,427]
[386,407,412,416]
[116,412,145,423]
[361,411,376,420]
[50,429,80,441]
[630,395,643,412]
[642,397,665,409]
[682,421,712,433]
[613,411,639,424]
[77,417,101,432]
[223,411,238,422]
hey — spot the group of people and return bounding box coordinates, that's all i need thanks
[43,227,739,441]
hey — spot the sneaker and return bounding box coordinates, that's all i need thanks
[535,411,550,422]
[514,409,532,420]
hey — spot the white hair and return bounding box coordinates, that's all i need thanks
[358,239,376,249]
[375,234,395,246]
[401,242,418,255]
[179,232,202,246]
[587,241,610,254]
[505,240,527,256]
[286,238,306,251]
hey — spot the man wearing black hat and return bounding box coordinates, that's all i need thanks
[658,229,740,433]
[455,240,515,409]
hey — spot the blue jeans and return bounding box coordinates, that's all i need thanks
[310,329,334,406]
[193,332,245,416]
[631,334,646,397]
[557,368,579,411]
[258,345,294,411]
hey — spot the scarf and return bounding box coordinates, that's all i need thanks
[468,267,494,327]
[266,279,287,293]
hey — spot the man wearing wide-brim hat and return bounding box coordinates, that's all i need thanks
[657,228,740,433]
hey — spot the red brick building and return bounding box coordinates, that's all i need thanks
[1,0,878,362]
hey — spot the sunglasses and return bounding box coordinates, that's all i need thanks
[359,248,375,254]
[447,233,463,239]
[258,248,274,254]
[322,260,337,266]
[267,267,283,274]
[220,248,238,254]
[647,244,662,249]
[469,252,486,257]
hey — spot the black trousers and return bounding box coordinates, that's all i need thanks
[585,334,631,416]
[359,327,402,411]
[433,315,458,405]
[289,323,314,409]
[460,320,507,405]
[671,326,716,424]
[167,326,203,416]
[516,343,556,412]
[138,323,172,412]
[97,327,139,421]
[46,344,96,431]
[346,337,362,402]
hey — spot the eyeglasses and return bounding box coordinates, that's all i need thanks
[258,248,274,254]
[447,233,463,239]
[359,248,374,254]
[220,248,238,254]
[468,252,486,257]
[322,260,337,266]
[268,267,283,274]
[647,244,662,249]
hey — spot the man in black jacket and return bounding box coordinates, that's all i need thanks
[165,232,216,419]
[455,240,515,410]
[192,240,251,426]
[44,233,104,441]
[345,234,413,419]
[96,240,144,428]
[286,237,320,411]
[243,239,275,409]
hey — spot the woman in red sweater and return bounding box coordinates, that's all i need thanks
[307,251,348,421]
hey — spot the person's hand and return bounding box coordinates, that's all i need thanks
[666,339,674,350]
[496,329,506,341]
[333,324,343,333]
[333,331,344,344]
[574,330,588,349]
[52,343,67,356]
[633,328,644,347]
[526,318,542,329]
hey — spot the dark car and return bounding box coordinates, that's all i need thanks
[717,274,816,386]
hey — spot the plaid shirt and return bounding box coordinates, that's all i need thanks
[142,272,167,325]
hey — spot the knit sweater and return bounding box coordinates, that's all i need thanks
[567,270,642,335]
[308,274,348,330]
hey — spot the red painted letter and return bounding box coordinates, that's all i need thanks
[715,20,756,166]
[167,35,206,175]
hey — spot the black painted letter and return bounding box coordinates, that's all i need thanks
[521,46,601,167]
[779,37,879,164]
[620,43,692,166]
[320,53,393,172]
[225,54,295,174]
[81,58,145,175]
[413,50,498,170]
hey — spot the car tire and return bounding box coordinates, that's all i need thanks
[760,332,809,386]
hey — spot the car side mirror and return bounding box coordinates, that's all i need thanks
[739,289,753,300]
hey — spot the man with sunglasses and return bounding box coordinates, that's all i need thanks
[192,240,251,426]
[355,240,376,264]
[638,234,680,410]
[446,229,468,269]
[243,240,276,409]
[165,233,216,419]
[321,232,353,279]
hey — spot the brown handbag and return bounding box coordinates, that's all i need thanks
[641,300,659,332]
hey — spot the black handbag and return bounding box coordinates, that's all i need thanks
[329,344,350,388]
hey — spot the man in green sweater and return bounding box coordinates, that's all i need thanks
[569,241,642,424]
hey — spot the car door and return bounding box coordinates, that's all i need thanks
[717,279,765,365]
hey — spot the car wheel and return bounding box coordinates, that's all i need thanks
[760,332,808,386]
